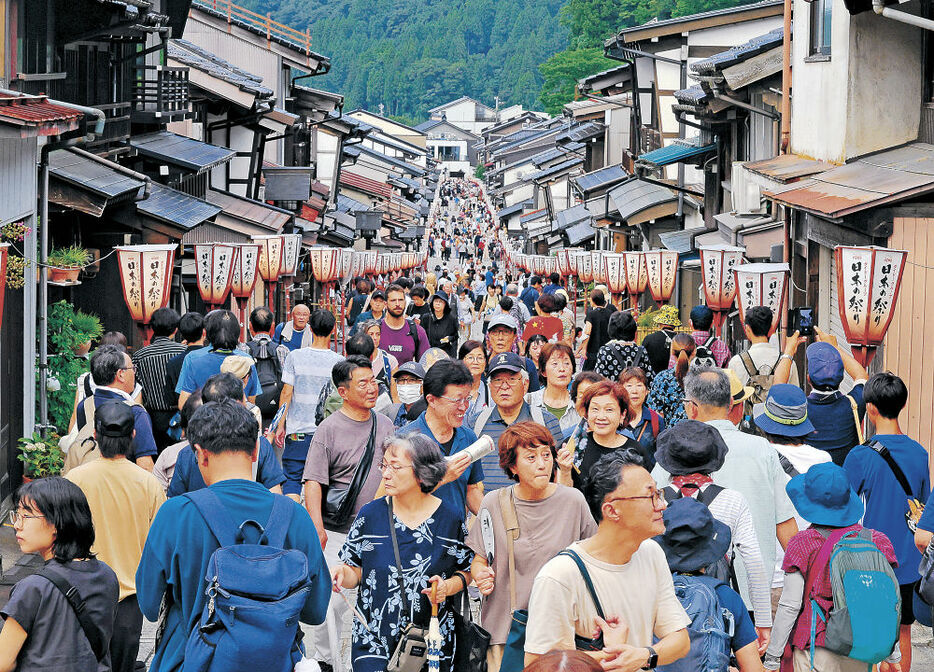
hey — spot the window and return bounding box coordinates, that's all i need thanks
[809,0,832,57]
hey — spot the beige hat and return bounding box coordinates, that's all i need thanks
[724,368,754,405]
[221,355,255,380]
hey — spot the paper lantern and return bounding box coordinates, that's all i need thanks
[230,244,261,300]
[699,245,746,332]
[644,249,679,307]
[349,251,366,278]
[734,262,789,338]
[575,252,593,283]
[834,245,907,366]
[568,251,579,276]
[364,250,378,275]
[115,244,176,344]
[604,253,627,295]
[624,251,648,303]
[556,250,572,277]
[309,247,340,283]
[254,235,284,282]
[339,248,354,281]
[279,233,303,277]
[591,251,607,284]
[544,257,557,276]
[194,243,236,309]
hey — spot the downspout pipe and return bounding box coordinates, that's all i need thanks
[780,0,792,153]
[873,0,934,30]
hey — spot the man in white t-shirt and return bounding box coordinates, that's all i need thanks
[273,309,344,501]
[728,306,799,386]
[525,452,690,669]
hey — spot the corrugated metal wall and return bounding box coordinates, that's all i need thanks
[0,137,38,224]
[886,218,934,472]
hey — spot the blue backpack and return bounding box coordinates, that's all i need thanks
[804,528,900,668]
[658,574,733,672]
[183,489,312,672]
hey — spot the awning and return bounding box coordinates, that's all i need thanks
[262,166,313,201]
[529,157,584,183]
[608,179,679,226]
[531,143,583,168]
[168,38,272,109]
[763,142,934,220]
[191,189,292,242]
[635,140,717,170]
[659,228,700,255]
[744,153,834,184]
[295,216,319,246]
[130,131,235,173]
[520,208,548,225]
[133,183,221,236]
[340,170,392,199]
[290,84,344,122]
[49,148,145,216]
[573,164,629,194]
[578,63,632,94]
[554,203,593,232]
[0,93,83,136]
[566,219,596,245]
[556,122,605,145]
[497,201,532,220]
[528,220,552,240]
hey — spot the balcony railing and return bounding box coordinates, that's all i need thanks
[192,0,314,56]
[132,66,191,122]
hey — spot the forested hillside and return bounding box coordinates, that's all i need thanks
[239,0,760,121]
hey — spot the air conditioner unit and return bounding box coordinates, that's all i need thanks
[731,162,765,215]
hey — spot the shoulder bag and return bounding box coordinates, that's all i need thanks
[499,486,527,672]
[452,573,490,672]
[386,498,431,672]
[865,439,924,532]
[322,411,378,529]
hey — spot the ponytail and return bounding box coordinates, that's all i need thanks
[675,350,690,386]
[671,333,697,387]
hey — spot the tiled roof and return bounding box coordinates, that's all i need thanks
[572,165,629,194]
[130,131,235,173]
[339,171,393,199]
[691,28,784,76]
[168,39,273,98]
[0,94,83,133]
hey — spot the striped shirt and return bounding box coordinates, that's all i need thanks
[281,347,344,435]
[132,337,186,412]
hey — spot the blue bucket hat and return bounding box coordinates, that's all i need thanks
[806,341,844,390]
[654,497,732,573]
[753,384,816,438]
[786,462,864,527]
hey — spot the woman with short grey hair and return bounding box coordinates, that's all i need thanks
[333,433,473,672]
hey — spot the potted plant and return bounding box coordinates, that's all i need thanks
[70,309,103,356]
[47,245,91,283]
[17,433,64,481]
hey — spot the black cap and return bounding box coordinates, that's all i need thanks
[94,401,135,438]
[654,420,728,476]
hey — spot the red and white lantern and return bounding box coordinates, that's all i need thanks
[556,250,573,278]
[278,233,303,278]
[254,235,284,310]
[624,251,648,306]
[115,244,177,344]
[364,250,378,275]
[644,249,678,307]
[591,251,607,285]
[309,247,340,284]
[339,248,354,282]
[734,262,789,338]
[575,252,593,283]
[604,253,627,296]
[230,243,261,341]
[194,243,236,310]
[699,245,746,332]
[834,245,907,366]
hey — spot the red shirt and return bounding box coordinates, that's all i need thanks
[781,525,897,650]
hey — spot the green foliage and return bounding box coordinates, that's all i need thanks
[18,432,64,478]
[474,163,486,179]
[538,48,607,115]
[48,245,91,268]
[45,301,98,433]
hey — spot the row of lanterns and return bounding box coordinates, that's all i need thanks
[506,243,907,367]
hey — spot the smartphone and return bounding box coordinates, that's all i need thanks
[789,307,815,337]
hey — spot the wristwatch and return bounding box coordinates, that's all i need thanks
[642,646,658,670]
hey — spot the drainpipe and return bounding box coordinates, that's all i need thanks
[780,0,792,153]
[873,0,934,30]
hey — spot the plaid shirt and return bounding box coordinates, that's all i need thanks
[782,525,897,650]
[668,330,731,368]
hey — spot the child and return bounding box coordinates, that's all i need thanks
[0,478,119,671]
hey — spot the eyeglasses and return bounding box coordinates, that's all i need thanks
[120,365,137,373]
[9,510,45,525]
[606,489,666,505]
[490,375,522,389]
[463,355,486,364]
[683,399,698,409]
[439,395,471,407]
[355,378,379,390]
[379,460,413,473]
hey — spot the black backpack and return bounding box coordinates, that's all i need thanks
[693,334,718,368]
[246,339,283,420]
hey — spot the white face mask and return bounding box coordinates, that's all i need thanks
[397,383,423,405]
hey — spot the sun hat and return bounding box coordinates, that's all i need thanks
[785,462,864,527]
[654,420,728,475]
[654,497,732,573]
[724,368,754,406]
[753,384,816,437]
[220,355,255,380]
[806,341,844,390]
[654,305,682,328]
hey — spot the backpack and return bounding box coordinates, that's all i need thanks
[183,489,312,672]
[694,334,718,368]
[247,340,283,421]
[63,397,140,475]
[382,318,421,362]
[314,380,336,426]
[803,528,901,667]
[658,574,734,672]
[739,350,778,418]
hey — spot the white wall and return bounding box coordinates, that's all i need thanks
[315,128,340,195]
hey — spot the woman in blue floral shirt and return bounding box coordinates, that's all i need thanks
[646,333,697,428]
[332,434,473,672]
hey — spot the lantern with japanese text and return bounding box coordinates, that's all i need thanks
[309,247,340,285]
[699,245,746,333]
[556,250,572,278]
[230,243,261,342]
[194,243,236,310]
[591,251,607,285]
[624,251,648,308]
[543,256,557,277]
[115,244,176,345]
[575,252,593,283]
[604,253,627,304]
[644,250,678,307]
[254,235,284,310]
[339,248,354,282]
[279,233,303,279]
[531,255,546,277]
[733,262,789,338]
[364,250,378,275]
[350,251,366,279]
[834,245,907,366]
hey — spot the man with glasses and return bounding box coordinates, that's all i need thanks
[399,358,484,519]
[473,352,563,492]
[525,451,691,669]
[486,314,540,392]
[75,344,158,472]
[302,355,395,672]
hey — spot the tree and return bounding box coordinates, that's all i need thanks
[474,163,486,179]
[538,47,607,115]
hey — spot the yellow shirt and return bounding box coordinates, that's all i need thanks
[66,457,166,600]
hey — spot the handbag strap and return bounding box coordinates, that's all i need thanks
[557,549,606,620]
[37,566,106,661]
[388,497,411,621]
[865,439,914,498]
[498,485,520,613]
[334,412,379,522]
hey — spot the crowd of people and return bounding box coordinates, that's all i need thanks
[1,177,932,672]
